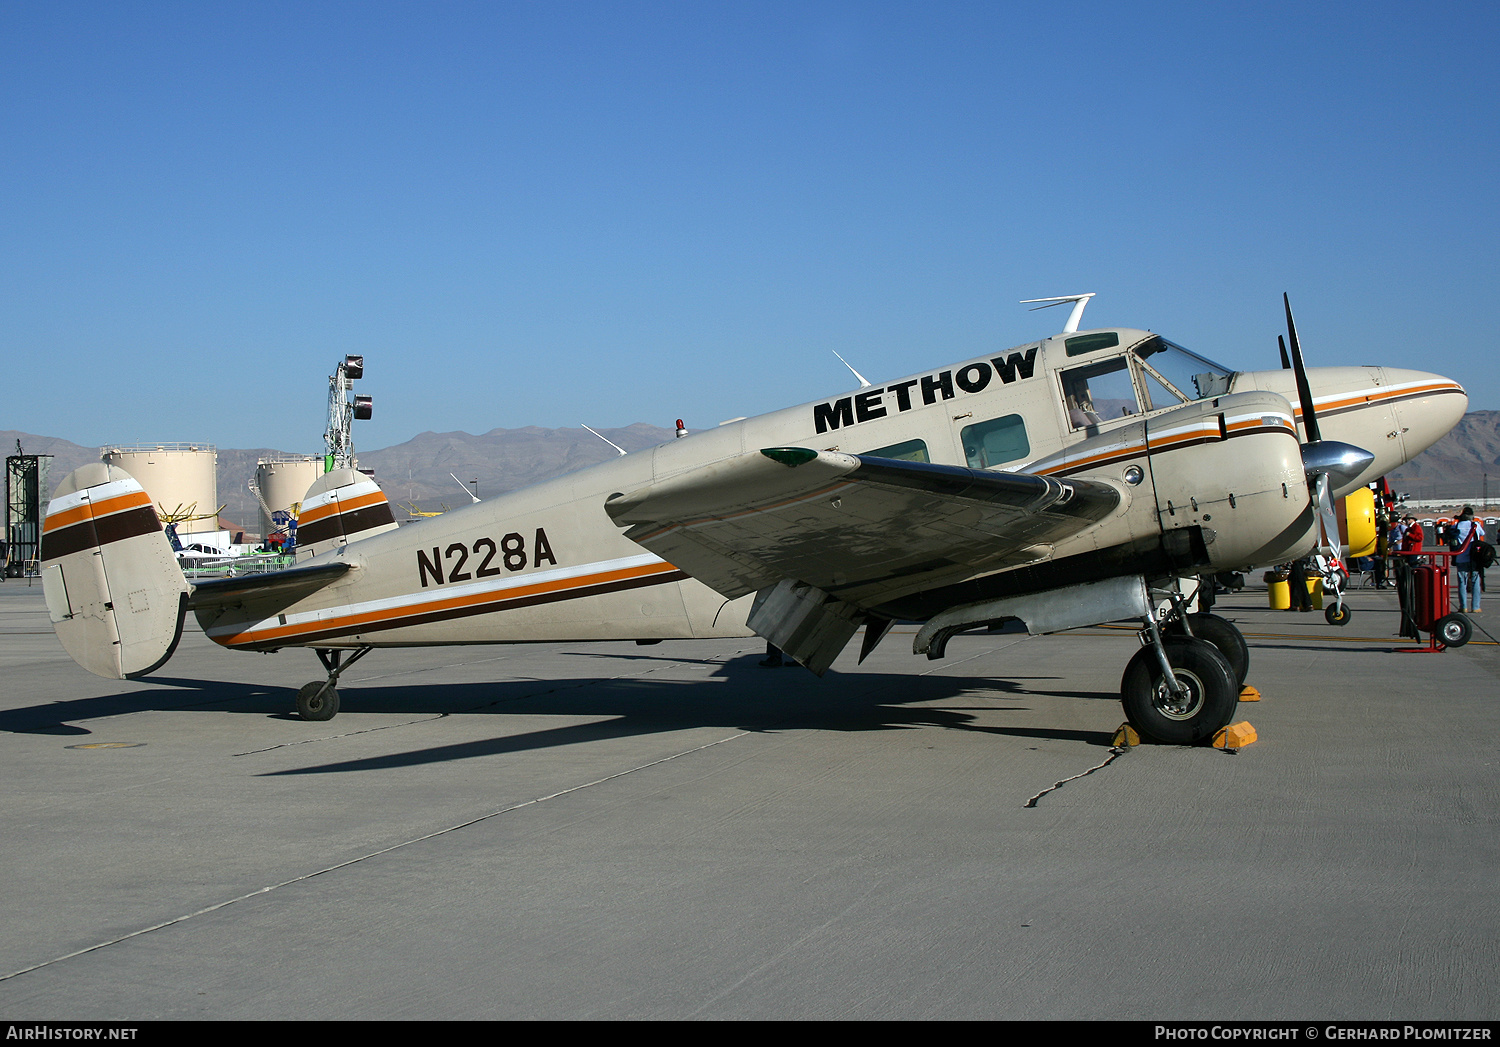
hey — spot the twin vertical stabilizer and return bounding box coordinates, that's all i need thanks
[40,463,191,679]
[294,468,400,561]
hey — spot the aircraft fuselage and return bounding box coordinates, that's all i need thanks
[191,326,1465,653]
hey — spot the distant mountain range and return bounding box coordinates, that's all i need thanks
[7,409,1498,536]
[1385,410,1500,502]
[3,424,674,535]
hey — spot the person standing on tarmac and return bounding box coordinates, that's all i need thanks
[1400,516,1425,556]
[1288,558,1313,612]
[1395,516,1425,639]
[1453,506,1485,614]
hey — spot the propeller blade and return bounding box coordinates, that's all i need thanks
[1278,335,1291,371]
[1283,293,1321,443]
[1313,473,1343,558]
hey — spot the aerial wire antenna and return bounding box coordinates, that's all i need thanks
[831,350,872,389]
[581,424,628,457]
[448,474,482,503]
[1020,293,1096,333]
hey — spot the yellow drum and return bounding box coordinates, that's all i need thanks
[1267,576,1290,609]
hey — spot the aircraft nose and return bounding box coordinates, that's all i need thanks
[1386,368,1468,460]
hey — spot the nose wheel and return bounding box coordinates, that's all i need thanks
[1314,554,1352,626]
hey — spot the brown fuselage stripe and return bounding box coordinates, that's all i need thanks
[297,502,397,547]
[41,505,162,561]
[1294,383,1463,421]
[222,568,691,649]
[1039,383,1462,480]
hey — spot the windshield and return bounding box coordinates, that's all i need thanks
[1132,335,1235,404]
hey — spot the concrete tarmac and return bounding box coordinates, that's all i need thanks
[0,579,1496,1020]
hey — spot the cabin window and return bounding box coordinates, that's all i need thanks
[862,438,930,463]
[1060,357,1140,429]
[1065,332,1120,356]
[961,415,1030,469]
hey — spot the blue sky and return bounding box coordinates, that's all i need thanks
[3,1,1496,452]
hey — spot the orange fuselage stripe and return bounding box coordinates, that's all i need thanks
[215,560,679,646]
[43,491,154,533]
[299,489,388,526]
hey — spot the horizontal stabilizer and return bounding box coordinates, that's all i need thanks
[189,561,352,613]
[40,464,191,679]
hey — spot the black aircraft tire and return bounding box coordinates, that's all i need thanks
[1121,637,1239,746]
[296,682,340,721]
[1166,613,1249,689]
[1435,614,1471,648]
[1324,603,1352,626]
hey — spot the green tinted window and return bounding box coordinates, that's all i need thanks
[863,438,930,463]
[1065,332,1120,356]
[961,415,1030,468]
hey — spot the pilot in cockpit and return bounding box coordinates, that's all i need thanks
[1064,380,1101,428]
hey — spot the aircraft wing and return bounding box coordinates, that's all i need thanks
[605,448,1120,608]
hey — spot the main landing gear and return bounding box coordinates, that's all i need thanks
[296,646,374,721]
[1123,600,1244,745]
[1165,611,1250,690]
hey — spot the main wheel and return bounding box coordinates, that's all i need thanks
[1324,603,1352,626]
[1121,637,1239,745]
[1166,613,1249,689]
[1434,613,1471,648]
[296,681,340,721]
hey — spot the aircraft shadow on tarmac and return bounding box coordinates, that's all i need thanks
[0,652,1121,759]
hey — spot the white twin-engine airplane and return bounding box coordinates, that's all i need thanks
[40,296,1465,744]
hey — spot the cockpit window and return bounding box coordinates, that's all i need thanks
[1139,367,1185,411]
[1060,356,1140,429]
[1132,335,1234,400]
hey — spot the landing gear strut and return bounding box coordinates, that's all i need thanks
[296,646,374,721]
[1314,554,1351,626]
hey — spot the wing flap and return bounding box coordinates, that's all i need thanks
[606,448,1120,607]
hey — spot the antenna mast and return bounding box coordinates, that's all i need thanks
[1020,293,1097,333]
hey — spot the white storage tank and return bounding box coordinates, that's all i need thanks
[254,457,326,538]
[100,443,218,535]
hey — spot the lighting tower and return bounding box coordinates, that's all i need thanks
[324,355,372,472]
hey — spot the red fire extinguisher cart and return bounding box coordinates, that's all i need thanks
[1397,549,1473,652]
